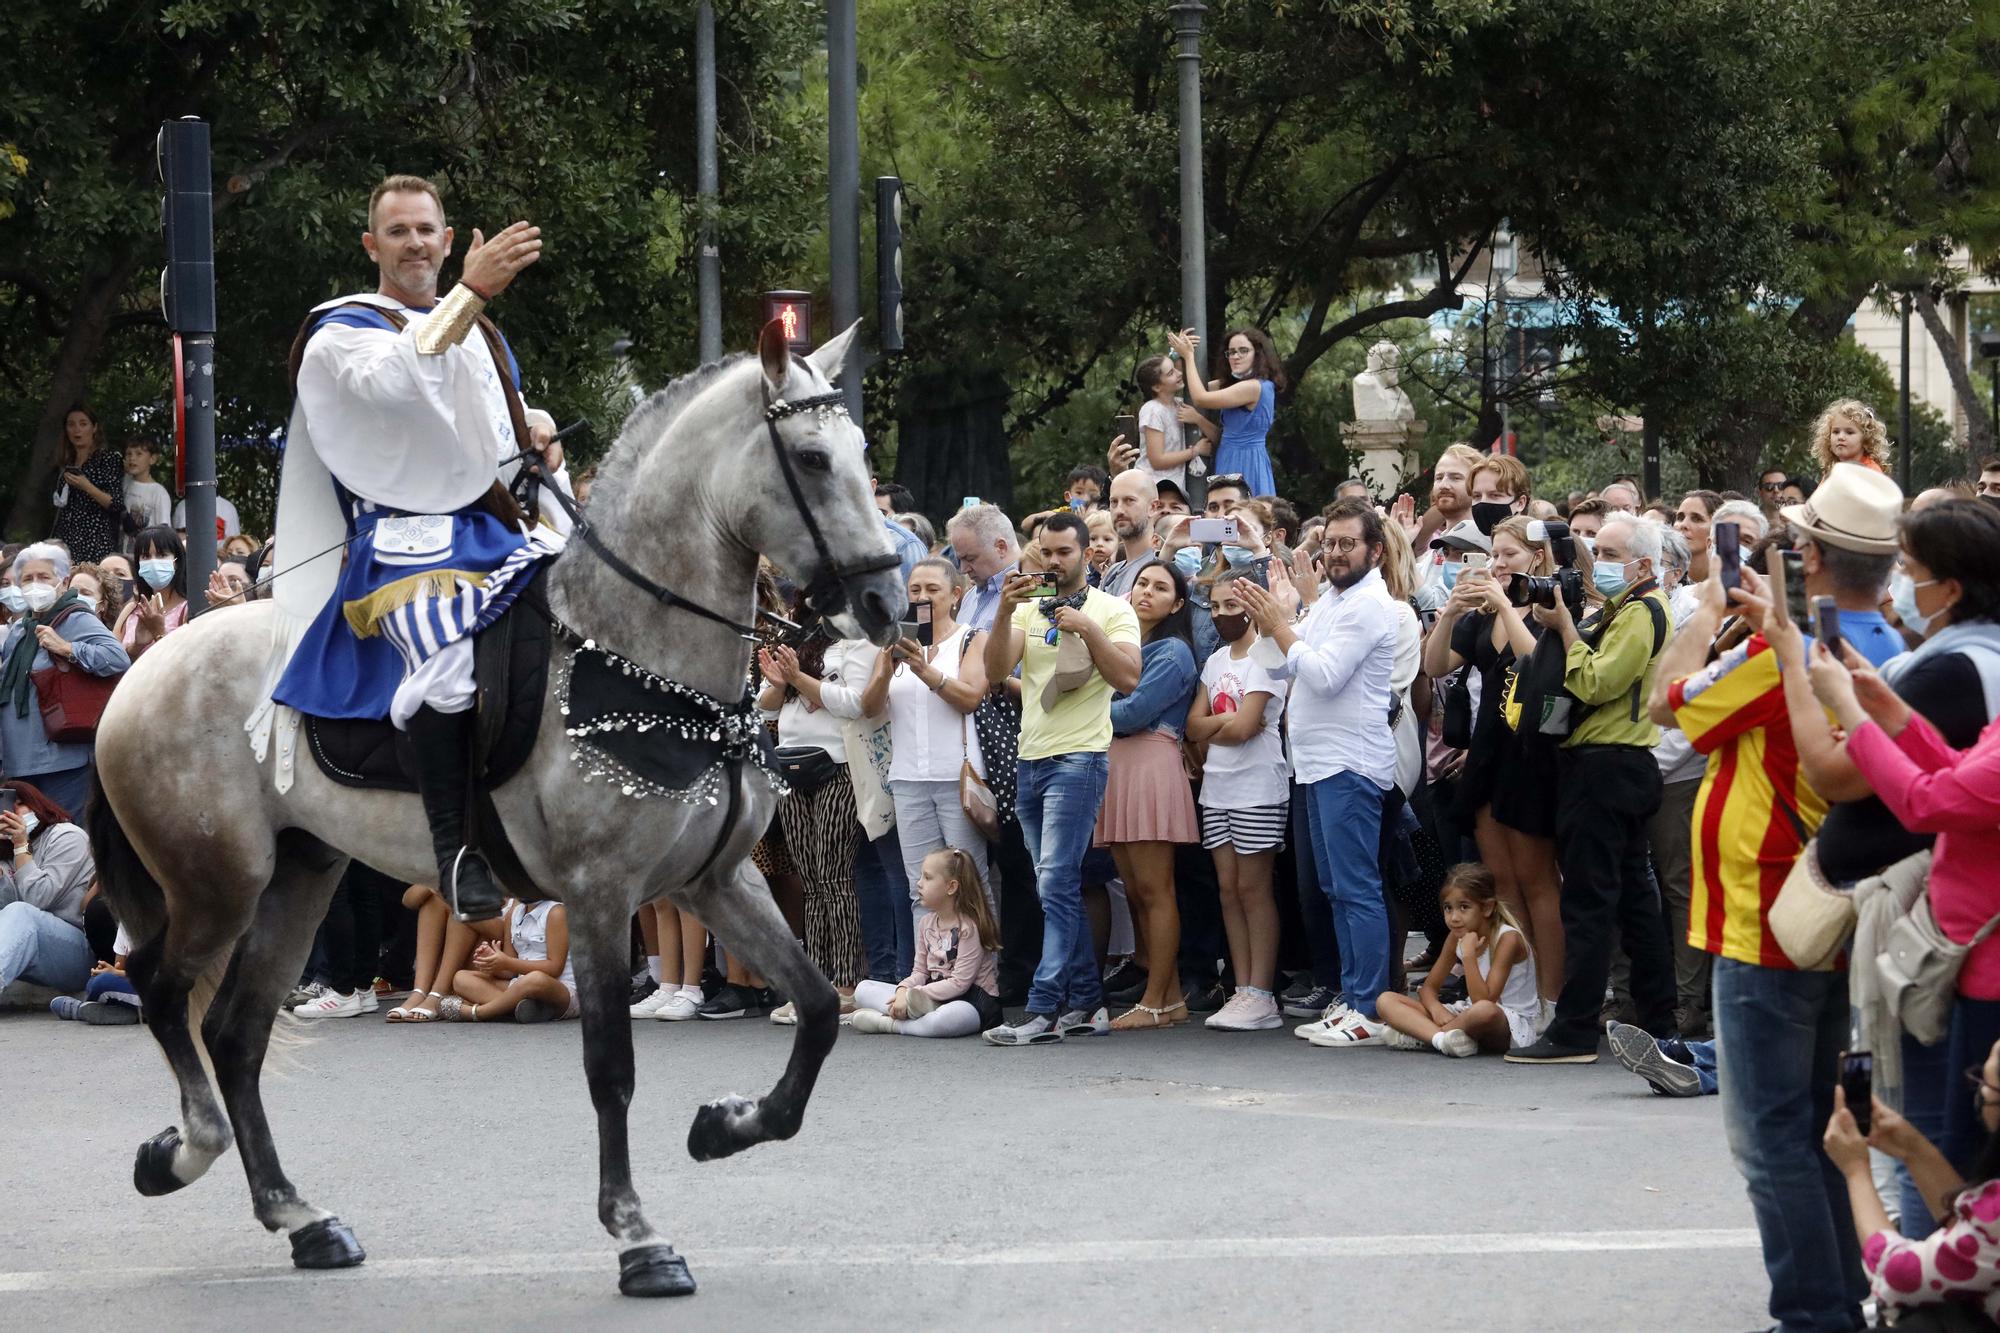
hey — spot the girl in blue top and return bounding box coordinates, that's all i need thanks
[1167,325,1286,498]
[1095,559,1199,1030]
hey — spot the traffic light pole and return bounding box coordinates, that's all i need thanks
[695,1,722,367]
[159,117,218,595]
[827,0,863,422]
[1172,2,1208,384]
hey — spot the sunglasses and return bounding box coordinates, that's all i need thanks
[1759,481,1786,493]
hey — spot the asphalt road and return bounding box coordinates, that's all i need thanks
[2,1007,1772,1331]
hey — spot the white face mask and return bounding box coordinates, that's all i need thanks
[21,584,57,615]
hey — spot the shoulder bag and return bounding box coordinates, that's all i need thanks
[34,606,123,744]
[1877,856,2000,1047]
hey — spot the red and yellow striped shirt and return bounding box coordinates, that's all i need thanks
[1668,636,1827,969]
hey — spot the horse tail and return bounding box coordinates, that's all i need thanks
[86,768,232,1041]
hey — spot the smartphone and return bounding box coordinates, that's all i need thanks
[1715,522,1742,593]
[915,600,934,647]
[960,496,981,510]
[1188,517,1240,544]
[1841,1050,1874,1135]
[1036,570,1059,586]
[0,789,17,817]
[1815,597,1843,659]
[1462,553,1490,571]
[1779,550,1810,627]
[1112,412,1139,452]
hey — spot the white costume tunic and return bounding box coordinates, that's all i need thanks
[264,294,569,730]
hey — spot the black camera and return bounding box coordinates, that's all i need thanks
[1506,519,1587,615]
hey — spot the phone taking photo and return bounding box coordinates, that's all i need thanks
[1814,597,1843,659]
[1188,517,1239,545]
[1841,1050,1874,1135]
[1767,548,1808,626]
[1112,413,1139,455]
[915,600,934,647]
[1715,522,1742,593]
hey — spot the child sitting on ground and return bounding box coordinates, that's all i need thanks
[1376,863,1541,1057]
[440,898,576,1023]
[50,920,142,1025]
[850,848,1002,1037]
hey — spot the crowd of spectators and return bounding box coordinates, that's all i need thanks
[16,381,2000,1325]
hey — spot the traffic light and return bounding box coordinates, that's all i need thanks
[761,290,814,351]
[875,176,904,354]
[156,117,216,334]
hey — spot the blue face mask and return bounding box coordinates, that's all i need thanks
[139,558,175,591]
[1439,561,1462,591]
[1592,559,1631,599]
[1173,545,1202,577]
[1222,544,1255,567]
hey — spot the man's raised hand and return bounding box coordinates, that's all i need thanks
[462,220,543,299]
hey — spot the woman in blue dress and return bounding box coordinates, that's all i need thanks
[1166,325,1286,498]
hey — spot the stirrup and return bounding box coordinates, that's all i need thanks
[444,846,504,922]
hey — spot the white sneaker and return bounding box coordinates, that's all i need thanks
[1436,1028,1479,1058]
[1207,991,1283,1031]
[1306,1012,1387,1047]
[655,989,703,1021]
[630,988,676,1019]
[293,990,365,1019]
[1293,999,1354,1041]
[769,1001,797,1026]
[849,1008,896,1035]
[1056,1006,1112,1038]
[1378,1024,1427,1051]
[357,988,379,1014]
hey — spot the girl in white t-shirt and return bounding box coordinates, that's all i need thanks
[1133,354,1216,493]
[1184,571,1290,1032]
[1376,863,1542,1056]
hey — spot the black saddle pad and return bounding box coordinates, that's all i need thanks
[563,644,776,795]
[305,569,555,793]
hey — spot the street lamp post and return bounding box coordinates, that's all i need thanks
[1172,2,1207,382]
[1489,226,1516,456]
[695,1,721,366]
[1900,291,1914,496]
[827,0,863,420]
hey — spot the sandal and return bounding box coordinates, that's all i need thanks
[1160,1000,1191,1027]
[402,991,444,1023]
[1110,1004,1174,1031]
[386,989,428,1022]
[438,996,478,1023]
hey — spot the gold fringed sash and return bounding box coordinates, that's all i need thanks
[343,568,489,638]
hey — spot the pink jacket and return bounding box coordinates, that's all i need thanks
[1848,712,2000,999]
[899,912,999,1003]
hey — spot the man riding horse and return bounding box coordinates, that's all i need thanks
[271,174,573,922]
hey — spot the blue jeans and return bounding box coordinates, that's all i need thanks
[1016,751,1109,1016]
[1896,995,2000,1238]
[1714,958,1865,1333]
[1683,1039,1719,1095]
[0,901,93,991]
[1303,771,1389,1020]
[852,828,911,983]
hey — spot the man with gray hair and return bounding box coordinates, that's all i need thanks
[1508,512,1679,1063]
[947,503,1022,633]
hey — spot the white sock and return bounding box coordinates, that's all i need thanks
[679,984,703,997]
[647,956,664,984]
[1431,1032,1450,1053]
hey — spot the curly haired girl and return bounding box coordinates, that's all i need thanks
[1811,399,1891,476]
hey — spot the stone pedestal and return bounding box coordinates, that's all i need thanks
[1342,420,1427,503]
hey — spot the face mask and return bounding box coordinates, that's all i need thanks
[19,811,38,838]
[1222,544,1255,567]
[1213,612,1251,643]
[1575,534,1596,559]
[1470,501,1514,537]
[1439,561,1462,591]
[1890,569,1941,636]
[0,587,25,616]
[139,558,176,591]
[1173,545,1202,577]
[1592,559,1631,599]
[21,584,57,615]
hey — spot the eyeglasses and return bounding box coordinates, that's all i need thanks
[1227,346,1255,358]
[1324,536,1367,553]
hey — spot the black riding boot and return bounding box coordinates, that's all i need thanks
[406,705,505,922]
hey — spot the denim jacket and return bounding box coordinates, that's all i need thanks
[1110,636,1197,739]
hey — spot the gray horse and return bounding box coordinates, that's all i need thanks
[87,321,905,1297]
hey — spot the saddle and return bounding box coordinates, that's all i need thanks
[304,567,557,898]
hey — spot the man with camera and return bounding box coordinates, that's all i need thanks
[1507,513,1678,1064]
[981,511,1142,1045]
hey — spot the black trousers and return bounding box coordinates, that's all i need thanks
[323,861,397,996]
[1547,745,1677,1048]
[991,813,1044,1001]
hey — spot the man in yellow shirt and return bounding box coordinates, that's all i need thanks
[980,512,1141,1045]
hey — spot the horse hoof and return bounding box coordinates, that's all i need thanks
[686,1095,756,1162]
[619,1245,697,1297]
[133,1126,189,1196]
[290,1216,366,1269]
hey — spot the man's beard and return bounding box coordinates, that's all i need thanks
[1113,517,1145,541]
[1328,552,1376,591]
[1053,562,1088,593]
[393,256,439,295]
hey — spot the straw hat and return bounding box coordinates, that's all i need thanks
[1778,462,1903,555]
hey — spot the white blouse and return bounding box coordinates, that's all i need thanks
[768,639,877,759]
[885,625,984,784]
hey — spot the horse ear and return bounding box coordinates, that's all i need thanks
[808,321,862,384]
[758,319,791,392]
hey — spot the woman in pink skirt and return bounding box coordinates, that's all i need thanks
[1096,558,1200,1029]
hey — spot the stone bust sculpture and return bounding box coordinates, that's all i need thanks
[1352,340,1416,424]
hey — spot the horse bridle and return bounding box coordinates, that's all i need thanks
[514,359,898,640]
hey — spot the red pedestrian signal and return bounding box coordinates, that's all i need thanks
[761,290,814,351]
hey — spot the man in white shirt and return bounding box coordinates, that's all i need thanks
[1238,497,1400,1046]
